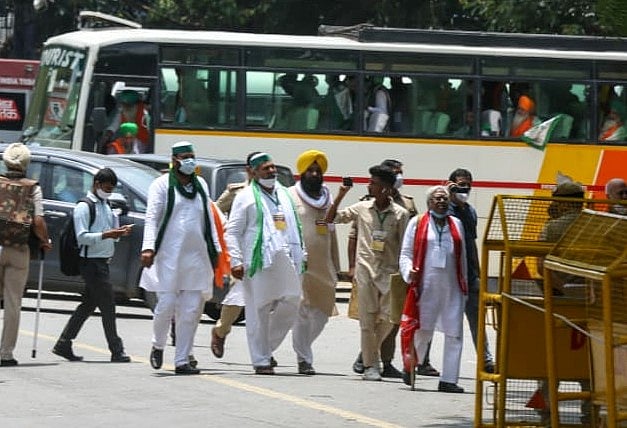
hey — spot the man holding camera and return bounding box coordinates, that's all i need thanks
[326,165,409,381]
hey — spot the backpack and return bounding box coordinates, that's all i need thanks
[0,175,37,247]
[58,198,97,276]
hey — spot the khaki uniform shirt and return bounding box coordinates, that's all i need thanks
[334,199,409,295]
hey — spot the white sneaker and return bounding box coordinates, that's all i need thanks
[362,366,382,381]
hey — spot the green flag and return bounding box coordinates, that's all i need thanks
[522,114,565,150]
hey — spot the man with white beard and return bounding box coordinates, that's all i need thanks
[509,94,539,137]
[599,100,627,141]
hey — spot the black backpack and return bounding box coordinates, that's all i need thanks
[59,198,97,276]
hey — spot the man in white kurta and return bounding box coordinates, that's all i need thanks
[140,141,221,375]
[225,152,305,374]
[289,150,339,375]
[399,185,467,392]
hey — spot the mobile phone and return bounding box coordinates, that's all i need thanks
[342,177,353,187]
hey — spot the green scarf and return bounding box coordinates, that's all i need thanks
[154,169,218,268]
[249,180,304,277]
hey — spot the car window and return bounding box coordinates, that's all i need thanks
[0,156,43,182]
[214,166,248,198]
[50,164,91,203]
[112,165,160,213]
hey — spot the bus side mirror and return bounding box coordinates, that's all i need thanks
[91,107,107,134]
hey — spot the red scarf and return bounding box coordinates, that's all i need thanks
[399,212,467,372]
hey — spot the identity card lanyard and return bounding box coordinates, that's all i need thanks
[371,211,389,252]
[265,190,287,231]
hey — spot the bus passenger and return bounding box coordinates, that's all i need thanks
[319,74,353,131]
[105,89,151,152]
[599,99,627,141]
[365,76,391,133]
[106,122,144,154]
[509,95,538,137]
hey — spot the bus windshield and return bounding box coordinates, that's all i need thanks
[23,46,86,148]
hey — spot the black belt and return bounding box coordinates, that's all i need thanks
[81,257,112,264]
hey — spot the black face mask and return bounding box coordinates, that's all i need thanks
[301,175,323,194]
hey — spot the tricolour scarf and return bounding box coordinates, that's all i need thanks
[154,169,218,269]
[399,212,467,372]
[249,180,304,278]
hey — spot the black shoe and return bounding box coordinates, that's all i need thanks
[111,352,131,363]
[0,358,18,367]
[270,356,278,368]
[189,355,198,369]
[416,362,440,377]
[175,364,200,375]
[352,353,364,374]
[150,347,163,369]
[381,362,403,378]
[52,341,83,362]
[298,361,316,375]
[402,370,412,386]
[438,381,464,393]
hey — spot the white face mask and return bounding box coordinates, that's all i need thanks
[257,176,277,189]
[178,157,197,175]
[612,204,627,215]
[393,173,403,190]
[96,188,112,200]
[455,192,470,203]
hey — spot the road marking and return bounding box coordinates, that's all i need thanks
[21,330,404,428]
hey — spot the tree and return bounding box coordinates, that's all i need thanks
[459,0,603,35]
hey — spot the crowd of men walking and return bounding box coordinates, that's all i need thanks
[2,141,625,396]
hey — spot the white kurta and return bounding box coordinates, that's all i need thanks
[225,184,304,308]
[140,174,216,295]
[399,215,467,337]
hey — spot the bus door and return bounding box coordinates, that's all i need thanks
[87,74,158,154]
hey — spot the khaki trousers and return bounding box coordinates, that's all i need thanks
[0,246,30,360]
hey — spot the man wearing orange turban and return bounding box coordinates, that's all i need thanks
[509,95,538,137]
[296,149,328,176]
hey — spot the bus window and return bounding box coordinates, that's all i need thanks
[248,71,324,131]
[22,46,86,149]
[597,84,627,142]
[161,66,237,128]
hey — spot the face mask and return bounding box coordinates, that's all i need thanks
[257,176,276,189]
[178,157,196,175]
[393,174,403,190]
[456,192,470,203]
[96,188,112,200]
[429,209,447,219]
[612,204,627,215]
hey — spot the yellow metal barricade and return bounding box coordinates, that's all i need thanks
[475,196,625,428]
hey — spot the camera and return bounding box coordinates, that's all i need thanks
[342,177,353,187]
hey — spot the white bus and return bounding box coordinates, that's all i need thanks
[22,22,627,269]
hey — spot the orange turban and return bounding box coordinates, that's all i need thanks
[296,149,328,175]
[517,95,535,113]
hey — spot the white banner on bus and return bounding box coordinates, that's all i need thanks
[522,114,565,151]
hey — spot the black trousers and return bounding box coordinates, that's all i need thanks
[59,258,123,354]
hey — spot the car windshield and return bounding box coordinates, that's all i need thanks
[22,46,87,148]
[113,163,160,195]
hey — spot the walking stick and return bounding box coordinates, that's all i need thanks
[31,248,45,358]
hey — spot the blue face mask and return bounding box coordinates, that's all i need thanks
[429,209,447,219]
[178,157,196,175]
